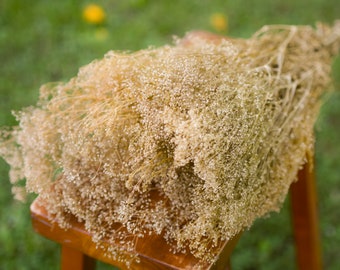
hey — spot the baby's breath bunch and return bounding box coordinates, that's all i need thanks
[1,21,339,265]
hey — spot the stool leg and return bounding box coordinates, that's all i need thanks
[290,162,323,270]
[226,259,231,270]
[61,245,96,270]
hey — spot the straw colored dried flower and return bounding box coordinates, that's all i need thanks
[0,21,339,266]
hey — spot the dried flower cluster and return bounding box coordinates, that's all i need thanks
[1,21,339,265]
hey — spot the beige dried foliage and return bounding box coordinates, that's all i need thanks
[1,21,340,265]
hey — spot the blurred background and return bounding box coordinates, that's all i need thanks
[0,0,339,269]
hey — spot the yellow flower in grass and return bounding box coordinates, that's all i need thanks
[210,13,228,32]
[95,27,109,41]
[83,4,106,25]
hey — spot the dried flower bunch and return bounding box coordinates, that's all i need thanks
[1,21,339,264]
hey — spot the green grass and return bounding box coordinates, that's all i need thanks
[0,0,339,269]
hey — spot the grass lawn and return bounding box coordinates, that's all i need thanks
[0,0,339,269]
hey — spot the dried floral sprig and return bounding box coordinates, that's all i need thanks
[1,21,339,265]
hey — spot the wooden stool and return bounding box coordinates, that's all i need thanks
[30,161,322,270]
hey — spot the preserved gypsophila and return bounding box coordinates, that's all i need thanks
[1,21,339,265]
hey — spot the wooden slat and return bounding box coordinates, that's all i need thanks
[30,197,240,270]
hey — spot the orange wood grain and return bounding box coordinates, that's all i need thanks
[290,161,323,270]
[61,245,96,270]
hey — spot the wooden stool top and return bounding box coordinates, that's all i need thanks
[30,197,241,270]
